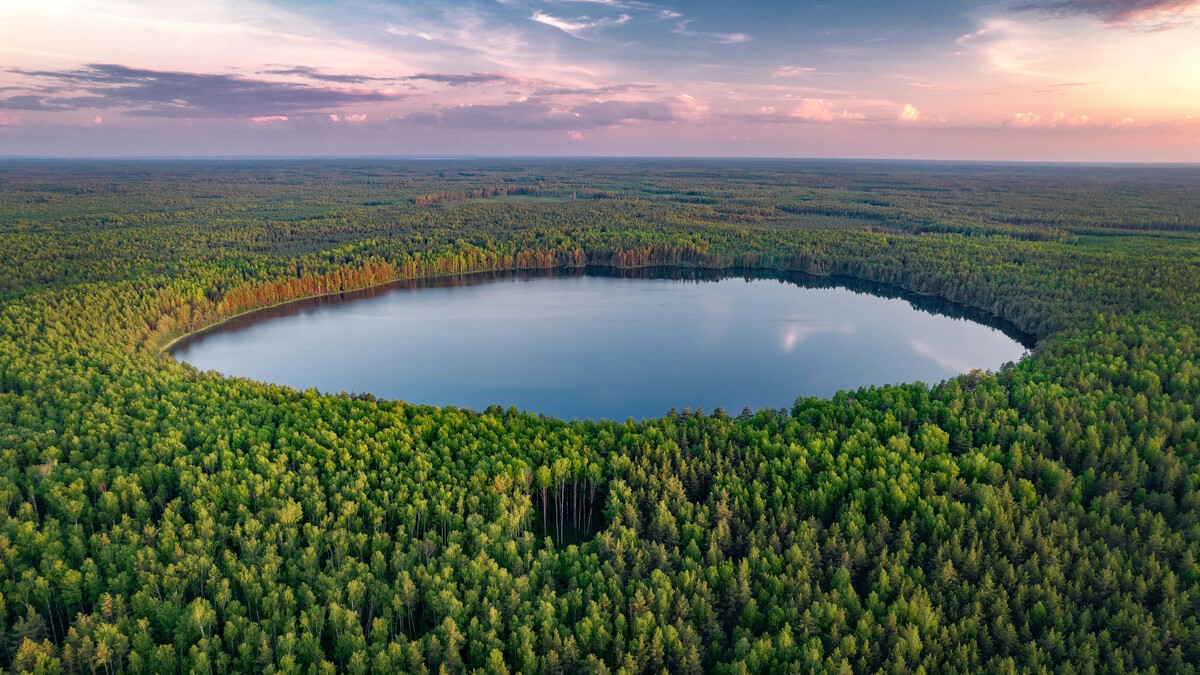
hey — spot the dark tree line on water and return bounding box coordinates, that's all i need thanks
[0,160,1198,673]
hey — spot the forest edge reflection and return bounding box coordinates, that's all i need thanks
[167,265,1038,363]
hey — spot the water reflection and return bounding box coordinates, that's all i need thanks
[171,267,1033,420]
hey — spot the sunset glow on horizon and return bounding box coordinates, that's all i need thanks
[1,0,1198,160]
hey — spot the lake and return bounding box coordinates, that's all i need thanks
[170,267,1032,420]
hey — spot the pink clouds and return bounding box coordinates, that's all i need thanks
[0,0,1193,160]
[402,99,677,130]
[1053,111,1093,126]
[897,104,945,124]
[789,99,864,122]
[675,93,709,120]
[1004,112,1042,127]
[1003,111,1139,128]
[746,100,949,126]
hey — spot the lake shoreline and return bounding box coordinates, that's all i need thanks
[168,267,1034,420]
[162,263,1038,361]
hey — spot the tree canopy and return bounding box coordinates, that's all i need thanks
[0,159,1198,673]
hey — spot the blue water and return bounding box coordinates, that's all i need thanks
[171,269,1030,420]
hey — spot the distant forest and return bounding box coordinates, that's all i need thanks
[0,159,1198,673]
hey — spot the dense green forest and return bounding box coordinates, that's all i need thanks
[1,158,1199,673]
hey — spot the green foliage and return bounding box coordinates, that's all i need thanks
[0,159,1199,673]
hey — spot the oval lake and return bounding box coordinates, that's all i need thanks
[170,268,1032,420]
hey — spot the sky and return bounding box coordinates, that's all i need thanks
[0,0,1197,160]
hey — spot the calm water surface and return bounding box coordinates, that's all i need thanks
[171,268,1031,420]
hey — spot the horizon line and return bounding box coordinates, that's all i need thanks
[2,154,1199,167]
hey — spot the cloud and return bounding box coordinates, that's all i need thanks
[676,93,709,120]
[403,99,677,129]
[397,112,440,127]
[400,72,653,97]
[742,99,866,124]
[0,111,20,126]
[739,98,864,121]
[956,27,999,46]
[0,94,107,112]
[3,64,399,118]
[260,67,390,84]
[898,104,944,123]
[403,72,521,87]
[1004,111,1043,126]
[250,115,288,123]
[1051,111,1094,126]
[535,82,658,96]
[772,66,816,78]
[672,20,752,43]
[544,0,683,20]
[907,81,961,90]
[1032,81,1103,93]
[789,99,865,122]
[953,19,1067,78]
[531,11,631,38]
[552,0,663,9]
[382,5,529,66]
[1011,0,1200,26]
[1001,111,1128,127]
[567,130,585,140]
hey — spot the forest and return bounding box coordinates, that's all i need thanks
[0,158,1199,673]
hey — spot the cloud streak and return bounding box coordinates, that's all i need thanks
[1012,0,1200,26]
[531,11,631,39]
[0,0,1193,159]
[743,99,866,123]
[403,72,521,87]
[3,64,399,118]
[672,20,752,44]
[1002,110,1136,127]
[402,99,676,129]
[260,66,391,84]
[773,66,816,77]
